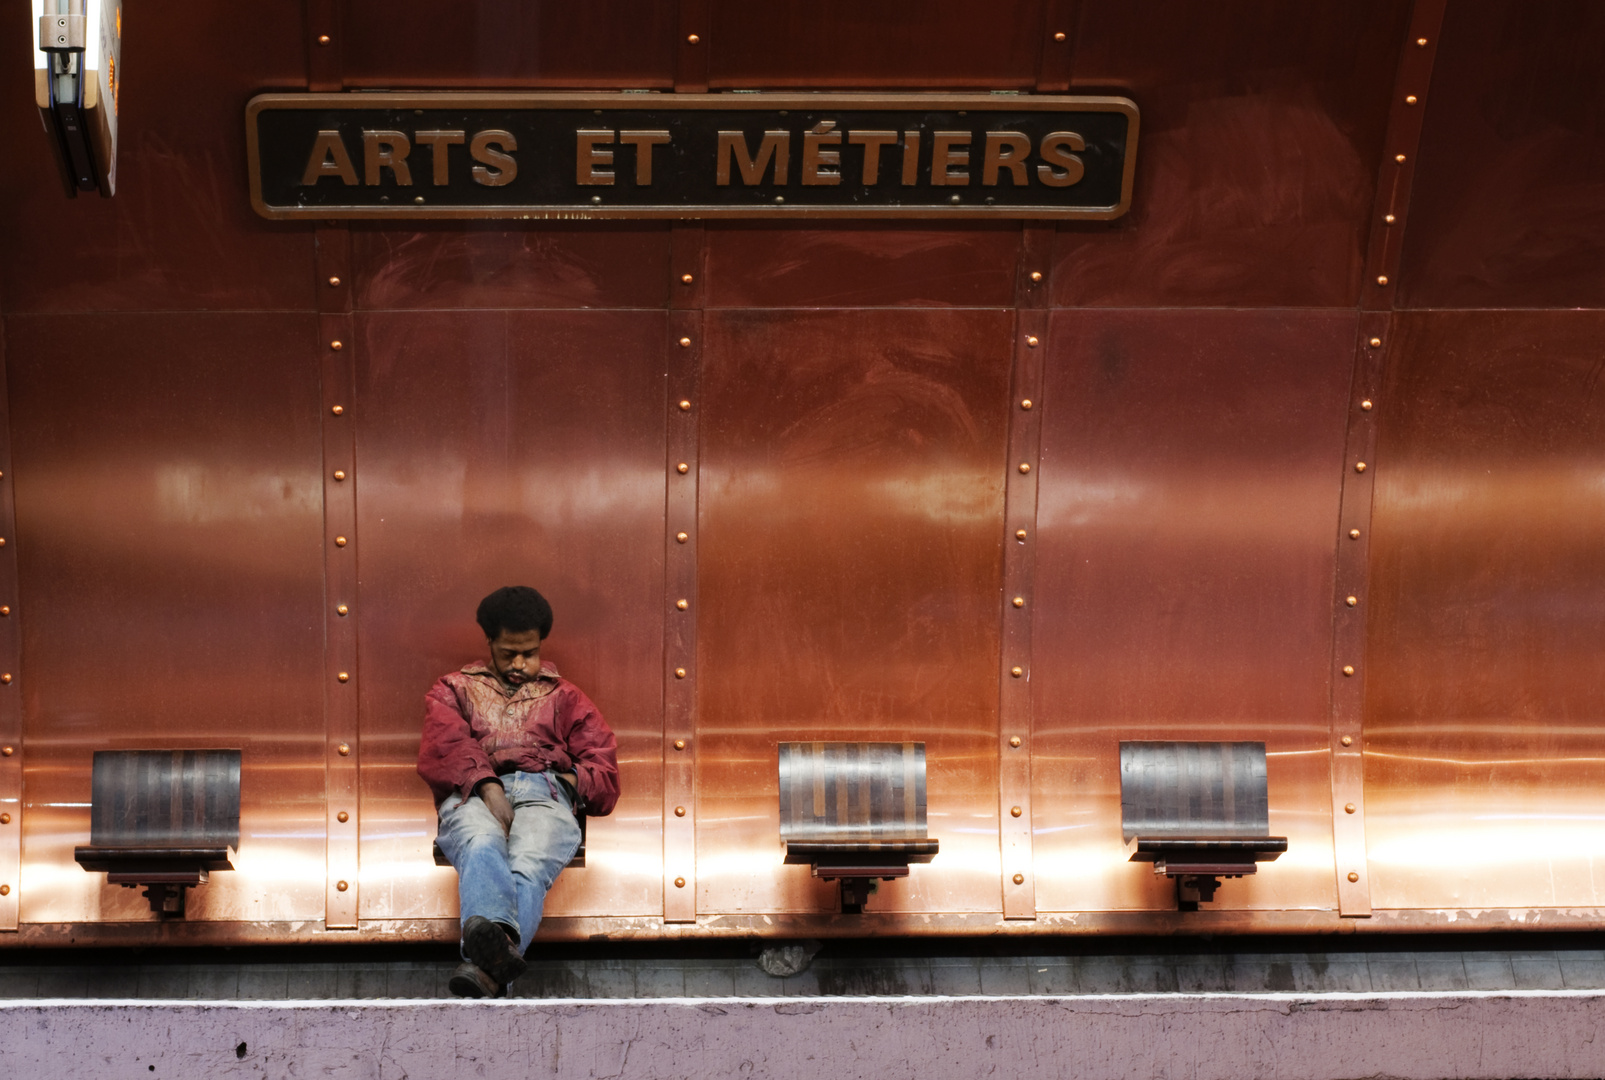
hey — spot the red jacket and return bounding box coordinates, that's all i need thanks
[416,661,620,816]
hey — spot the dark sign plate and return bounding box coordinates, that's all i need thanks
[246,92,1138,221]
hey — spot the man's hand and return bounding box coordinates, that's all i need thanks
[477,779,514,835]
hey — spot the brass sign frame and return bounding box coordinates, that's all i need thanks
[245,92,1139,222]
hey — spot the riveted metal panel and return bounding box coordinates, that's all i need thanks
[1031,310,1353,913]
[351,309,667,924]
[695,308,1011,916]
[6,313,327,926]
[1364,311,1605,910]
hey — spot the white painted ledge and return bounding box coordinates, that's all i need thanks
[3,990,1604,1079]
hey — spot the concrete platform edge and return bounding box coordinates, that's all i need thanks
[3,989,1604,1079]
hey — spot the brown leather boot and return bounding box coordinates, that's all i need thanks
[461,915,528,985]
[448,961,504,999]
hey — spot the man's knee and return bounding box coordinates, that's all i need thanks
[447,825,510,864]
[507,816,580,874]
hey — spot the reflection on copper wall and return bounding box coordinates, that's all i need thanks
[0,0,1602,942]
[1032,311,1352,914]
[696,309,1011,915]
[1364,311,1605,910]
[1055,0,1411,308]
[1398,2,1605,308]
[7,314,327,924]
[353,310,669,922]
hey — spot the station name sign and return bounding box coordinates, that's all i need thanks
[246,92,1138,221]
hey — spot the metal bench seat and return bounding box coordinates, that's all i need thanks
[779,741,939,914]
[1120,741,1286,909]
[73,749,240,917]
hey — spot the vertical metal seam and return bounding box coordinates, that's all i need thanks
[1360,0,1448,311]
[1331,0,1449,913]
[305,0,343,93]
[675,0,711,93]
[664,225,703,923]
[1000,226,1050,919]
[308,0,354,931]
[316,226,360,929]
[0,329,19,929]
[1329,314,1388,917]
[1035,0,1079,92]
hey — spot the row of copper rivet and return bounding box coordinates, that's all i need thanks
[680,30,1075,47]
[1373,36,1430,287]
[1003,270,1045,891]
[1331,32,1428,888]
[1335,29,1432,891]
[311,27,1076,62]
[670,269,695,892]
[329,323,354,887]
[0,468,9,897]
[1337,322,1387,889]
[1344,26,1425,885]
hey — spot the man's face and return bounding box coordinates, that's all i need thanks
[488,628,543,689]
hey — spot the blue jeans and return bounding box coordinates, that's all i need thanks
[436,770,582,957]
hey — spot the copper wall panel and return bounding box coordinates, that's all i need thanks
[1364,311,1605,910]
[1053,0,1411,308]
[339,0,675,88]
[5,313,327,924]
[353,309,666,922]
[696,308,1012,915]
[707,0,1045,89]
[704,227,1020,310]
[1032,310,1354,913]
[351,228,671,312]
[2,0,1602,946]
[0,2,312,314]
[1396,2,1605,308]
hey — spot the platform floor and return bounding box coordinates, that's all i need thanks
[1,936,1603,999]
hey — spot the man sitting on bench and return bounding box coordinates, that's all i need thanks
[417,585,619,998]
